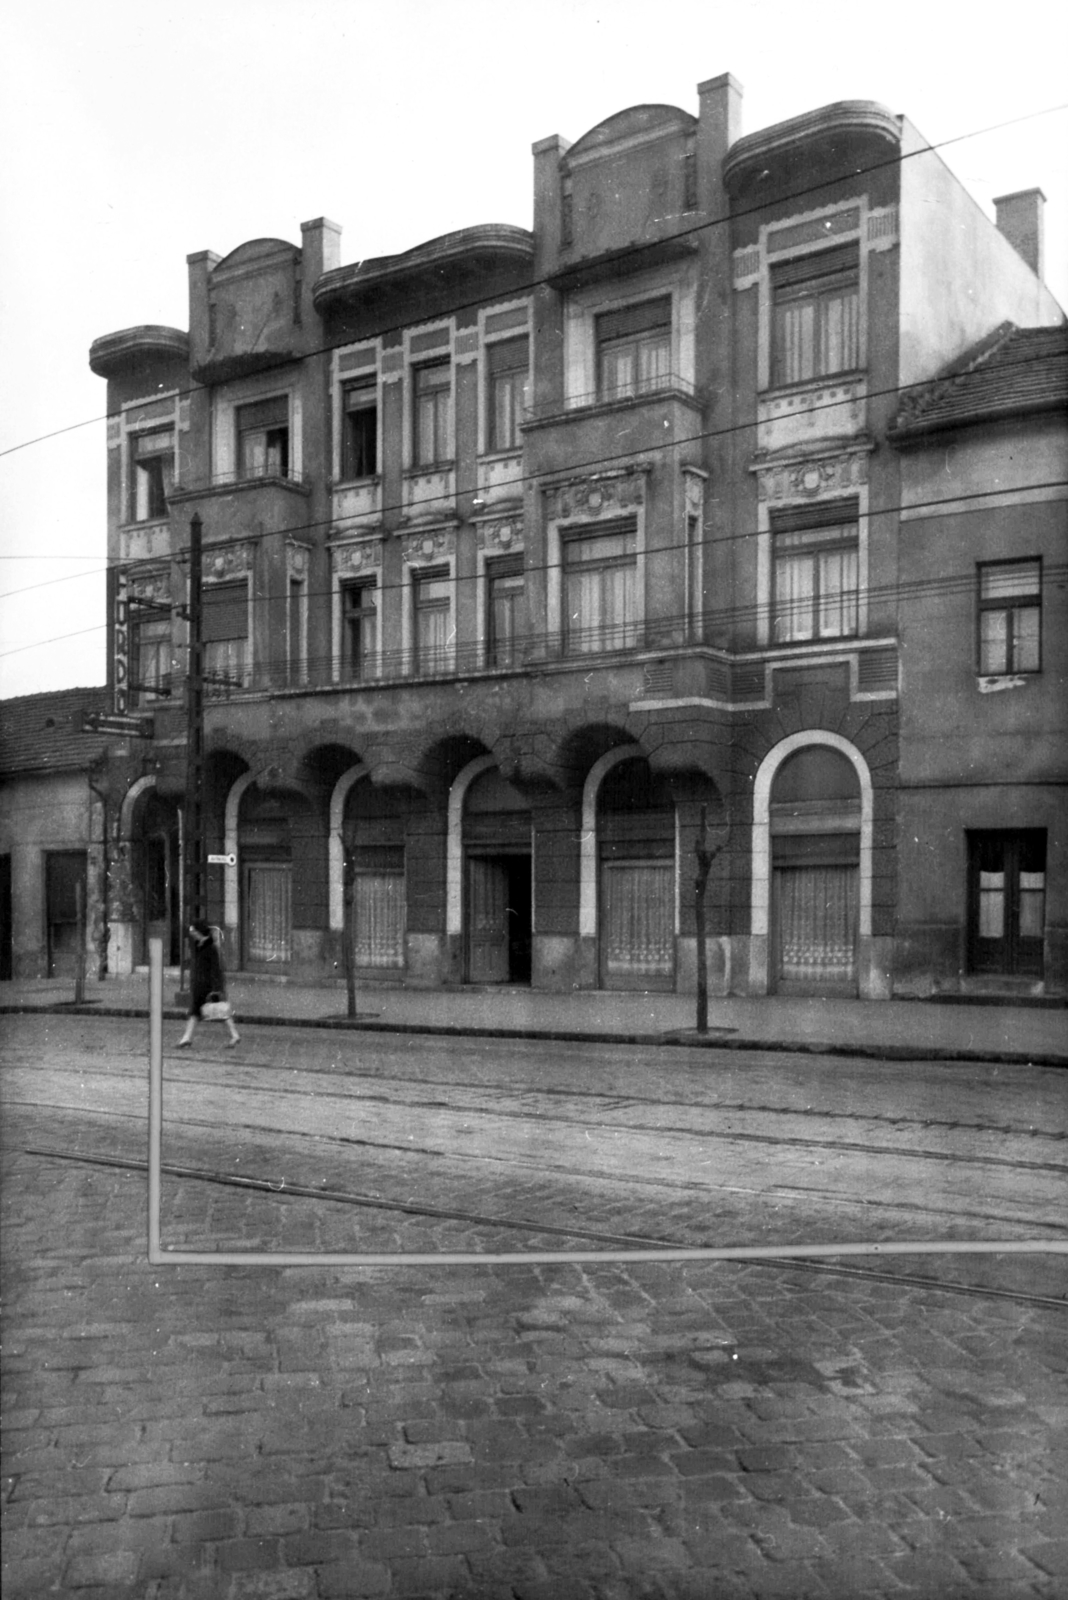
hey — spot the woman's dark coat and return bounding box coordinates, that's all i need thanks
[189,934,226,1017]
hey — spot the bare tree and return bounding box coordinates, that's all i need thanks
[694,806,729,1034]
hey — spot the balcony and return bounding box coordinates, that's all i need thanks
[525,370,699,429]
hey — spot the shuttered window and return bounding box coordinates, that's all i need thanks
[596,297,672,401]
[487,337,529,451]
[203,581,248,694]
[771,245,859,386]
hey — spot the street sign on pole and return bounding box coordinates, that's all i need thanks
[207,853,236,866]
[82,712,155,739]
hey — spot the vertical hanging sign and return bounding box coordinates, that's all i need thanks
[113,569,130,714]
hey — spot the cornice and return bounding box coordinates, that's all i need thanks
[724,101,901,194]
[89,326,190,378]
[313,225,534,313]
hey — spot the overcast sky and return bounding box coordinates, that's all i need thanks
[2,0,1065,701]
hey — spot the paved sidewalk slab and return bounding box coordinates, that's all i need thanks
[2,972,1065,1065]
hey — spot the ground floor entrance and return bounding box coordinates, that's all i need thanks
[967,830,1046,978]
[465,853,532,984]
[46,851,86,979]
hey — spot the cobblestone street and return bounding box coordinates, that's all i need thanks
[2,1018,1067,1599]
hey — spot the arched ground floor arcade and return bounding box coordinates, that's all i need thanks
[107,713,904,1000]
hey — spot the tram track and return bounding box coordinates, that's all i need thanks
[4,1061,1064,1176]
[17,1143,1068,1311]
[7,1092,1065,1235]
[5,1039,1064,1147]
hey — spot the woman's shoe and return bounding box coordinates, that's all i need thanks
[226,1035,240,1048]
[177,1038,192,1048]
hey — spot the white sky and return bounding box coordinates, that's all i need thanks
[1,0,1065,701]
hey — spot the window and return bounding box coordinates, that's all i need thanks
[563,523,638,654]
[486,555,524,667]
[412,566,451,673]
[131,614,171,704]
[772,503,858,644]
[341,377,377,479]
[487,337,529,452]
[237,396,289,480]
[597,298,671,402]
[978,560,1041,674]
[771,245,859,387]
[341,578,377,681]
[413,362,451,468]
[130,429,174,522]
[287,577,306,686]
[968,830,1045,976]
[202,580,248,694]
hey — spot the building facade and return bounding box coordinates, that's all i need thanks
[890,321,1068,996]
[0,689,112,981]
[87,75,1065,999]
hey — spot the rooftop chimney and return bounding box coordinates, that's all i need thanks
[994,188,1045,278]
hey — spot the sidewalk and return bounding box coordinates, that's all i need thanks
[2,969,1065,1065]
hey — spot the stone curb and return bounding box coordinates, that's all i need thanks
[2,1002,1065,1069]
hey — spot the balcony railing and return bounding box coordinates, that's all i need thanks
[526,371,698,425]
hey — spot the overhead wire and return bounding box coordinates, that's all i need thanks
[1,476,1065,662]
[0,95,1065,464]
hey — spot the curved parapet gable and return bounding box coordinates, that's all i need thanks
[314,224,535,316]
[724,100,902,198]
[89,325,189,379]
[565,103,696,164]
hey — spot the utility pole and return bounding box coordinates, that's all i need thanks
[182,512,205,950]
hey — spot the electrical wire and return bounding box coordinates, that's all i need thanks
[0,96,1064,465]
[1,469,1064,664]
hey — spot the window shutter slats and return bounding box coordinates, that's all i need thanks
[202,582,248,642]
[237,396,288,430]
[486,336,529,376]
[771,244,858,289]
[596,296,671,343]
[771,498,860,535]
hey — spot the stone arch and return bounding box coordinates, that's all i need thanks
[119,774,158,842]
[328,765,369,931]
[447,754,497,936]
[750,730,875,996]
[580,744,644,940]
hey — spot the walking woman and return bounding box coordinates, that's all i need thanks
[177,919,240,1048]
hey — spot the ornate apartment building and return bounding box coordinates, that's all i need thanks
[86,74,1065,999]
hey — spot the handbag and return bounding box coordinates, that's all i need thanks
[201,992,232,1021]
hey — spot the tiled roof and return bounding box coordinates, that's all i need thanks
[0,687,111,777]
[891,322,1068,440]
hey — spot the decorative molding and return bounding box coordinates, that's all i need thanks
[682,467,706,517]
[867,205,899,250]
[476,519,524,556]
[544,469,646,524]
[204,542,252,581]
[767,206,861,258]
[330,537,382,578]
[732,245,760,289]
[755,449,869,503]
[129,566,171,607]
[285,540,310,579]
[401,527,455,565]
[338,344,377,374]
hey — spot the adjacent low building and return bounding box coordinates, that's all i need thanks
[84,73,1065,999]
[890,321,1068,996]
[0,689,112,980]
